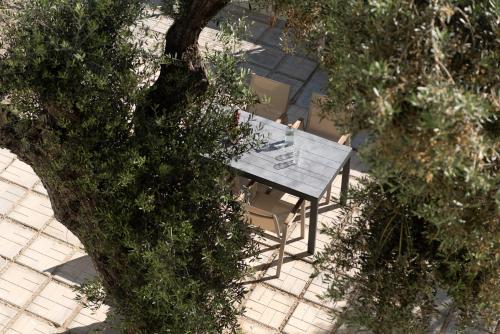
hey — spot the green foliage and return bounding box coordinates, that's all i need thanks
[271,0,499,331]
[1,0,257,332]
[316,180,439,333]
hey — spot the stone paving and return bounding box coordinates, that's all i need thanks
[0,148,108,334]
[0,145,367,334]
[0,2,465,334]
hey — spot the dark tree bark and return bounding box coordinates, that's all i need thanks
[163,0,229,59]
[136,0,230,128]
[0,108,94,236]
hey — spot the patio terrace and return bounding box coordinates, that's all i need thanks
[0,3,458,334]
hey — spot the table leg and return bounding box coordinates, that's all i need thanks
[307,198,319,255]
[340,157,351,205]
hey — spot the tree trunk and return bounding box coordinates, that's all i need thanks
[0,1,237,331]
[136,0,229,128]
[163,0,230,65]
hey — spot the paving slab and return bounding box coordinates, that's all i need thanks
[282,222,329,261]
[259,27,287,48]
[236,40,263,55]
[239,316,278,334]
[283,302,336,334]
[0,148,15,161]
[6,313,62,334]
[286,105,308,123]
[0,181,26,216]
[68,303,116,334]
[0,302,17,331]
[0,159,39,189]
[16,235,74,274]
[53,251,97,286]
[32,181,49,196]
[199,35,224,52]
[295,70,329,108]
[264,260,314,296]
[0,149,14,172]
[8,193,53,230]
[276,55,317,81]
[238,62,271,79]
[43,220,82,247]
[244,285,296,329]
[244,244,277,280]
[27,281,79,326]
[0,219,36,259]
[350,153,370,173]
[145,16,173,34]
[224,4,276,25]
[248,232,281,253]
[269,72,304,100]
[247,20,269,41]
[351,130,370,152]
[246,46,284,69]
[303,272,342,309]
[199,27,219,48]
[0,263,47,307]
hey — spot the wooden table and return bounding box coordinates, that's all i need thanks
[231,111,353,254]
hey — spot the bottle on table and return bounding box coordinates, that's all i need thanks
[285,124,294,147]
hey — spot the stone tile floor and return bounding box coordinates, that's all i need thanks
[0,144,367,334]
[0,2,467,334]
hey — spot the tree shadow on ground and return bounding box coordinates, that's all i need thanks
[60,321,119,334]
[47,254,97,286]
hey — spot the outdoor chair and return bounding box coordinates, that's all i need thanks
[248,74,291,124]
[305,93,351,203]
[305,93,351,144]
[241,181,305,277]
[230,176,252,196]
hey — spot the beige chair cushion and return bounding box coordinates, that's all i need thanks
[307,93,343,141]
[244,205,279,234]
[248,74,291,121]
[244,184,295,236]
[231,176,252,196]
[251,193,293,225]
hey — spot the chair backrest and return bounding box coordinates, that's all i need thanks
[244,204,281,236]
[249,74,291,121]
[306,93,343,141]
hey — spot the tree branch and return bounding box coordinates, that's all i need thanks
[0,105,24,156]
[156,0,230,88]
[163,0,229,59]
[134,0,229,133]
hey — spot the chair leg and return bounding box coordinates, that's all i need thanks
[230,176,241,195]
[300,201,305,239]
[276,225,287,277]
[325,181,332,204]
[269,14,277,26]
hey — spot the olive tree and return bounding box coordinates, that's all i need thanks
[261,0,499,332]
[0,0,259,332]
